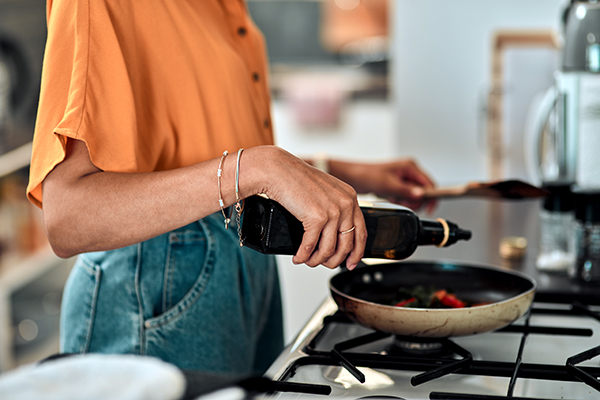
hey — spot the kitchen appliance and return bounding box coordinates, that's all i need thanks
[525,1,600,275]
[570,190,600,283]
[535,183,576,272]
[529,1,600,189]
[263,199,600,400]
[265,294,600,399]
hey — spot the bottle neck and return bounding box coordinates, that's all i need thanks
[418,219,472,247]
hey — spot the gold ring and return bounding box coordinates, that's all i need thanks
[339,226,356,235]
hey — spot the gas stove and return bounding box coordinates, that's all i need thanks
[263,200,600,400]
[264,295,600,399]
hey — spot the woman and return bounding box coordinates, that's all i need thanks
[27,0,434,377]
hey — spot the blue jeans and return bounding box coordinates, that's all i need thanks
[60,212,283,376]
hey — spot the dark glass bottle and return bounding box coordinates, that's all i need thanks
[241,195,471,260]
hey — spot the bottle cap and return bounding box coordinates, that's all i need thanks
[542,183,575,212]
[499,236,528,260]
[574,190,600,223]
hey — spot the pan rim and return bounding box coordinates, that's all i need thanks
[329,259,537,312]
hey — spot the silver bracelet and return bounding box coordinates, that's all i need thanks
[217,151,230,229]
[235,148,245,246]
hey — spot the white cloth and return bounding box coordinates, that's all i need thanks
[0,354,186,400]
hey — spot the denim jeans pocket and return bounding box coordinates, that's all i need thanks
[60,256,102,353]
[144,222,215,329]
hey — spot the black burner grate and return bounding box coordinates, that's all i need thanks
[275,302,600,399]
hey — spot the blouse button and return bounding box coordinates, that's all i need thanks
[237,27,247,36]
[263,119,270,129]
[252,72,260,82]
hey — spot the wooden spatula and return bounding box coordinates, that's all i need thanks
[423,180,549,200]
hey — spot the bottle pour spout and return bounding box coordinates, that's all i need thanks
[457,228,472,241]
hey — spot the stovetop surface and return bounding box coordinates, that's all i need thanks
[266,298,600,400]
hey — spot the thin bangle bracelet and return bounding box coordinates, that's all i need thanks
[235,148,245,246]
[217,150,230,229]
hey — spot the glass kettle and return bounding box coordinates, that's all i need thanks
[528,1,600,189]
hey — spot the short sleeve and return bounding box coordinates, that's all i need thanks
[27,0,143,207]
[28,0,275,208]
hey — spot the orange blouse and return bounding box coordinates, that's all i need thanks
[27,0,274,208]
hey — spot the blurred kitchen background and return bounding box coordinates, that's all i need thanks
[0,0,567,371]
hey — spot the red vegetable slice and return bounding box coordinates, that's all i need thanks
[394,297,416,307]
[440,293,466,308]
[432,289,466,308]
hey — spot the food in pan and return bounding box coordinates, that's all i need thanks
[392,285,489,309]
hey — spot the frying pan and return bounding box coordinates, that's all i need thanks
[329,261,536,338]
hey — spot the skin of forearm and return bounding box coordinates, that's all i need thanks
[43,142,365,268]
[42,143,259,258]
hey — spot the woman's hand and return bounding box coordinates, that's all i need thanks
[240,147,367,270]
[328,158,437,213]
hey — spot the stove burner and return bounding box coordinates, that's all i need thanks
[390,336,452,357]
[277,302,600,398]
